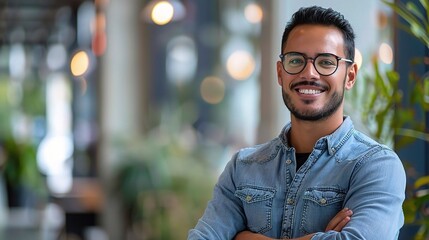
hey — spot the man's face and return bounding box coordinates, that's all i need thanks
[277,24,356,121]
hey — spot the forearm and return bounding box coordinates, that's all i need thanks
[235,208,352,240]
[235,231,315,240]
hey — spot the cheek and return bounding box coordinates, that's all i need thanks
[278,75,293,89]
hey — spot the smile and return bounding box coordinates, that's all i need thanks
[297,89,322,95]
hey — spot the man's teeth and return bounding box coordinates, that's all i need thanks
[299,89,321,94]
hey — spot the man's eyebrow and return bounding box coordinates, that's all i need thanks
[286,52,305,56]
[317,53,334,56]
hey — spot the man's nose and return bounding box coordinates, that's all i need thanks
[300,59,320,78]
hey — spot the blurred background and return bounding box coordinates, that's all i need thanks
[0,0,427,239]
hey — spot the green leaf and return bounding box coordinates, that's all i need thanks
[385,0,429,47]
[410,23,429,44]
[415,175,429,188]
[403,198,418,223]
[406,2,426,23]
[389,2,421,25]
[420,0,428,10]
[420,0,429,27]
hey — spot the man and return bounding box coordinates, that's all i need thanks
[188,6,406,240]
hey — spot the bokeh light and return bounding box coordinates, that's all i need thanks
[151,1,174,25]
[47,44,67,71]
[354,48,363,70]
[200,76,225,104]
[244,3,263,24]
[166,36,197,85]
[226,50,255,80]
[9,43,26,79]
[90,12,106,34]
[92,30,107,56]
[70,50,89,76]
[91,12,107,56]
[379,42,393,64]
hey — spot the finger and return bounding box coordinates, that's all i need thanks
[332,216,351,231]
[325,208,353,231]
[325,208,349,231]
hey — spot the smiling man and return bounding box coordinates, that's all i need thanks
[188,6,406,240]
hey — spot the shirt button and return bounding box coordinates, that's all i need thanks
[320,198,327,204]
[287,198,294,204]
[246,195,252,202]
[286,159,292,164]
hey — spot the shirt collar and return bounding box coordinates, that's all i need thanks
[279,116,355,156]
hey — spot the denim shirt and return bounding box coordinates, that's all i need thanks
[188,117,406,240]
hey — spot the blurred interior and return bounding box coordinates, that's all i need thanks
[0,0,427,239]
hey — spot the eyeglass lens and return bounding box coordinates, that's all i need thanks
[282,53,339,76]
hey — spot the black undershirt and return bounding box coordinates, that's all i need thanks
[286,131,311,170]
[295,152,311,170]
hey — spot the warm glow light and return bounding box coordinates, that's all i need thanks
[379,43,393,64]
[244,3,263,24]
[92,31,107,56]
[90,12,106,34]
[151,1,174,25]
[226,50,255,80]
[354,48,363,70]
[90,12,107,56]
[95,0,109,7]
[200,76,225,104]
[70,50,89,77]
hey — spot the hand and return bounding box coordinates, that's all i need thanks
[234,208,353,240]
[325,208,353,232]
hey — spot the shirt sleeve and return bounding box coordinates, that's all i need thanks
[311,148,406,240]
[188,153,246,240]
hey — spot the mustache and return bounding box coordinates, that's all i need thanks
[290,81,328,90]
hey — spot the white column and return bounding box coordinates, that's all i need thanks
[257,0,290,143]
[99,0,148,238]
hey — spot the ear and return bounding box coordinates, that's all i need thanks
[276,61,284,86]
[345,63,358,90]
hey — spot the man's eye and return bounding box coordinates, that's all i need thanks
[317,59,336,67]
[288,58,304,65]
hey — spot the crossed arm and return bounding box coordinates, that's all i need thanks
[234,208,353,240]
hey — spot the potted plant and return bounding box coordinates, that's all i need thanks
[375,1,428,239]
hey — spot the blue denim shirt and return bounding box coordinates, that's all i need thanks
[188,117,406,240]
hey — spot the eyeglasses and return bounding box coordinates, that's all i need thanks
[279,52,353,76]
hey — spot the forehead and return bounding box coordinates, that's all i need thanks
[283,24,345,56]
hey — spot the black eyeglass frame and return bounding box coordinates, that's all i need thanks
[279,52,354,76]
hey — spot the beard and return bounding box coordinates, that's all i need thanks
[281,80,345,121]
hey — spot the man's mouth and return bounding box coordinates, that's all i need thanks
[297,88,322,95]
[291,81,328,95]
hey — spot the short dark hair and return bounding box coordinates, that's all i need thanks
[281,6,355,61]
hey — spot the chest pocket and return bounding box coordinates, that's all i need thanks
[300,187,346,235]
[235,186,276,233]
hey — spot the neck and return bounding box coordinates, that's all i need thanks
[289,114,344,153]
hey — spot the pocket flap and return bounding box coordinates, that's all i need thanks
[235,186,275,204]
[303,187,345,206]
